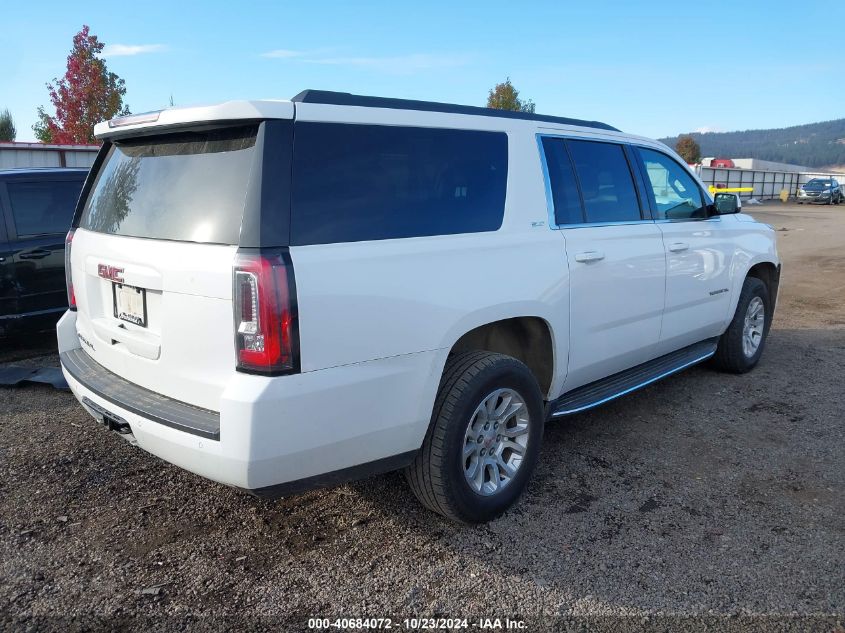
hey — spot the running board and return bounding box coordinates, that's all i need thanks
[549,338,718,417]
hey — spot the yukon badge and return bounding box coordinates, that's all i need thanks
[98,264,124,283]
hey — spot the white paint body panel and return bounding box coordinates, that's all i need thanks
[69,229,237,411]
[656,217,736,353]
[60,310,445,489]
[58,98,780,493]
[562,223,666,390]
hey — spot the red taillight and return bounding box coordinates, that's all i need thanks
[233,250,299,374]
[65,229,76,310]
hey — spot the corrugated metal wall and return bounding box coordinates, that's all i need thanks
[696,166,845,200]
[0,144,98,170]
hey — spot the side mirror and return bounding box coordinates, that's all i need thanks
[713,192,741,215]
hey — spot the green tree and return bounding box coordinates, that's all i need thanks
[0,108,16,141]
[34,25,129,144]
[675,134,702,164]
[486,78,535,113]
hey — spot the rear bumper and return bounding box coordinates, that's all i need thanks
[61,347,220,440]
[57,311,442,495]
[61,360,250,488]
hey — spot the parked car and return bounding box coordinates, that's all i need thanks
[796,178,842,204]
[57,92,780,523]
[1,168,88,336]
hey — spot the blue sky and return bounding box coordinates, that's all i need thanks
[1,0,841,142]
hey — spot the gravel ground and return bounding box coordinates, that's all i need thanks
[1,202,843,632]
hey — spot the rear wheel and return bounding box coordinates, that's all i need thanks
[405,351,544,523]
[711,277,770,373]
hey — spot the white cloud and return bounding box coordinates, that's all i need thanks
[102,44,168,57]
[260,49,307,59]
[693,125,725,134]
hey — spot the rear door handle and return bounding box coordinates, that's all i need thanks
[668,242,690,253]
[19,250,51,260]
[574,250,605,263]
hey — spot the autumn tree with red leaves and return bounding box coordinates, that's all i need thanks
[34,25,129,144]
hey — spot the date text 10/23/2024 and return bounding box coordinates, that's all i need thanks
[307,618,527,630]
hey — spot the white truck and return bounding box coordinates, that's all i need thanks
[58,91,780,523]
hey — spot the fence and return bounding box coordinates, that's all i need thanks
[695,165,845,200]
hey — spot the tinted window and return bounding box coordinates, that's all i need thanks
[542,138,583,225]
[79,125,257,244]
[7,179,84,237]
[639,148,705,220]
[566,140,640,223]
[291,123,507,245]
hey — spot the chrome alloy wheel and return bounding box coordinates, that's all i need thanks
[462,388,530,496]
[742,296,765,358]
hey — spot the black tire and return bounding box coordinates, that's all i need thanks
[711,277,770,374]
[404,351,544,523]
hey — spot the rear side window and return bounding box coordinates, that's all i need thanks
[79,125,257,244]
[7,179,84,237]
[566,140,641,223]
[638,148,705,220]
[290,123,508,245]
[541,138,583,225]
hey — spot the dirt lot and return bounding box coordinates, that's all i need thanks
[1,202,843,632]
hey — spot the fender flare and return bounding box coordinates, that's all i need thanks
[725,256,781,325]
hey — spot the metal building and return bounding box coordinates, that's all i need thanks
[0,142,98,170]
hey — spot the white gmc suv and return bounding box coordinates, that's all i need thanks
[58,91,780,523]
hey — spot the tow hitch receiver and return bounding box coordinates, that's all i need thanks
[81,397,133,434]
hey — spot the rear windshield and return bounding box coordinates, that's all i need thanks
[79,125,257,244]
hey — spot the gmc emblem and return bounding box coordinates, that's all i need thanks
[98,264,124,283]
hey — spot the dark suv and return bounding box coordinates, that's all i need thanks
[797,178,842,204]
[1,168,88,336]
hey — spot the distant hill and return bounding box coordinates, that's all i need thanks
[659,119,845,168]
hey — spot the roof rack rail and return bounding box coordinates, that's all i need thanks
[291,90,620,132]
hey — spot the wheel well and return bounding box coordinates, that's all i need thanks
[747,262,780,313]
[449,317,554,397]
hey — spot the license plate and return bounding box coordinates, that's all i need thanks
[112,283,147,327]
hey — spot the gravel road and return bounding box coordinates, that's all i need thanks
[1,202,843,632]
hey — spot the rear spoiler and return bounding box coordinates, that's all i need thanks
[94,100,294,140]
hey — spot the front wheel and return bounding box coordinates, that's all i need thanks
[404,351,544,523]
[711,277,770,373]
